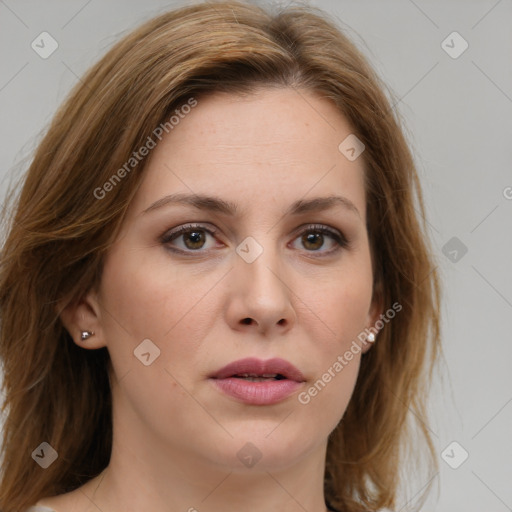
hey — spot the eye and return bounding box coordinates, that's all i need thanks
[161,224,220,253]
[160,222,349,256]
[290,224,348,255]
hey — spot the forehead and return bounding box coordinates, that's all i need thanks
[130,87,367,219]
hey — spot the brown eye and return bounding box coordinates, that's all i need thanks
[301,232,324,251]
[182,230,207,250]
[162,224,219,253]
[290,224,348,255]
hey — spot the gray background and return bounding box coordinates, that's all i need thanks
[1,0,511,510]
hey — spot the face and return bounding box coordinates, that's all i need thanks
[74,87,381,472]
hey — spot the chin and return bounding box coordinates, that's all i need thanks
[207,431,317,473]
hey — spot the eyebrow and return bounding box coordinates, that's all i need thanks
[142,193,360,218]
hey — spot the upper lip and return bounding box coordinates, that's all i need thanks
[210,357,305,382]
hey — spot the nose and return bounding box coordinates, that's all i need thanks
[224,247,296,336]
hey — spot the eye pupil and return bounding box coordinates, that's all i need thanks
[302,232,323,250]
[184,231,205,249]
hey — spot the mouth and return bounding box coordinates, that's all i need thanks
[229,373,288,382]
[210,357,305,382]
[209,357,305,405]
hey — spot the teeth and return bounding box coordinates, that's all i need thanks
[239,376,276,382]
[233,373,284,382]
[236,373,278,378]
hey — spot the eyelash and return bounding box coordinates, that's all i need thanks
[160,223,350,257]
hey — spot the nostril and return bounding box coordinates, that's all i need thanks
[241,318,253,325]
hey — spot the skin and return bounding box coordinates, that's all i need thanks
[42,87,382,512]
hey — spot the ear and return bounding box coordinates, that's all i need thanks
[58,289,106,350]
[361,280,384,354]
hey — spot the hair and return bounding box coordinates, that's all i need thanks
[0,1,441,511]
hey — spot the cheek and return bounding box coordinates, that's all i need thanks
[297,353,361,440]
[292,249,373,425]
[99,250,215,426]
[299,255,374,348]
[100,246,204,338]
[98,246,223,379]
[295,271,370,427]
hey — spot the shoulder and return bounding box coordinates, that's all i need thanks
[26,486,90,511]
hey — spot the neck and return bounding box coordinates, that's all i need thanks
[91,440,331,512]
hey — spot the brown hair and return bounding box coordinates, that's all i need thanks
[0,1,441,511]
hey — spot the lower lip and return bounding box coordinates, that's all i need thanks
[210,377,303,405]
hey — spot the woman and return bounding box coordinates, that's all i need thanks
[0,1,441,511]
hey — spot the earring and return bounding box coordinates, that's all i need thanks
[367,332,376,342]
[81,330,95,341]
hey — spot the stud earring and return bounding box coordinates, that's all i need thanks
[367,332,376,342]
[81,330,95,341]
